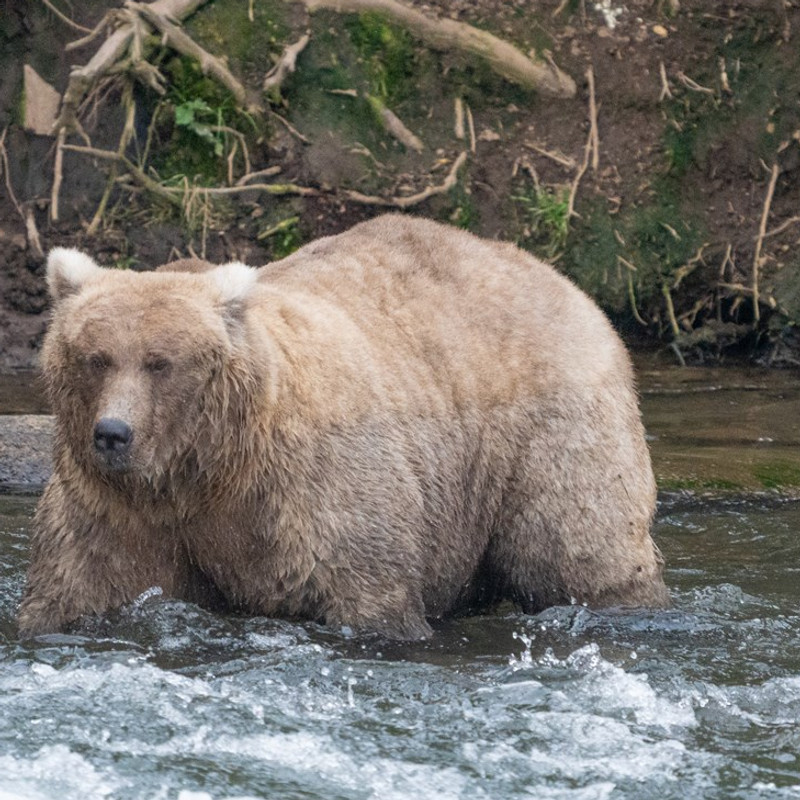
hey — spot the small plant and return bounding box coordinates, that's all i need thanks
[513,184,570,258]
[174,98,226,156]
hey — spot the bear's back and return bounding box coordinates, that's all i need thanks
[252,214,630,415]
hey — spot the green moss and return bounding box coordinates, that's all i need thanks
[186,0,288,75]
[754,461,800,490]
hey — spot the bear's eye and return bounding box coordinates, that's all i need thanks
[145,355,171,374]
[86,354,109,372]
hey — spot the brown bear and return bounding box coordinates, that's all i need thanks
[18,214,668,639]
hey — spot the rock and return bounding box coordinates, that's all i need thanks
[22,65,60,137]
[0,415,53,492]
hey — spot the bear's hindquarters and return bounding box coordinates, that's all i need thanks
[485,389,668,613]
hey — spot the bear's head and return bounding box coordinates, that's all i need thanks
[42,248,259,484]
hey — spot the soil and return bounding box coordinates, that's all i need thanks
[2,0,799,370]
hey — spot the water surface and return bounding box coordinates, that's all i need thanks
[2,365,800,798]
[2,492,800,799]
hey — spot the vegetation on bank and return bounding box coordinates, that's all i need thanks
[3,0,800,363]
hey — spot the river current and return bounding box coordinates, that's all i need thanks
[1,365,800,798]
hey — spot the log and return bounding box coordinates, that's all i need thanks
[299,0,576,98]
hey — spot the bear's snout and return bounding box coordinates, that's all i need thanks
[94,417,133,467]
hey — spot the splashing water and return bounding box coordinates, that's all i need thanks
[2,493,800,799]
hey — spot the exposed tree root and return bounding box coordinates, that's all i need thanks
[341,151,467,208]
[298,0,576,98]
[264,33,311,99]
[752,163,781,324]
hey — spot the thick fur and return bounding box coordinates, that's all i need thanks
[19,215,668,639]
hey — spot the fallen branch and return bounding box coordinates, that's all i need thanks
[263,33,311,98]
[752,162,780,324]
[132,2,259,112]
[300,0,576,97]
[341,151,467,208]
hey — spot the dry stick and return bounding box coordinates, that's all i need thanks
[466,104,476,154]
[658,61,673,101]
[454,97,465,140]
[300,0,576,97]
[341,151,467,208]
[585,65,599,172]
[62,144,184,206]
[235,166,282,186]
[39,0,93,33]
[524,141,575,169]
[88,85,137,235]
[66,13,112,51]
[567,85,595,219]
[263,33,311,97]
[0,128,22,217]
[132,3,258,112]
[365,94,424,152]
[662,283,681,338]
[752,162,781,324]
[676,71,715,95]
[763,215,800,240]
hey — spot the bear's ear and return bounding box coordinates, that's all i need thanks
[47,248,103,302]
[207,262,258,320]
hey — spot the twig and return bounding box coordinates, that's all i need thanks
[752,162,780,324]
[269,110,312,144]
[263,33,311,98]
[658,61,672,101]
[301,0,576,97]
[62,144,184,206]
[662,283,681,338]
[586,65,599,172]
[0,128,22,217]
[51,128,67,221]
[39,0,93,33]
[524,141,575,169]
[454,97,465,140]
[627,273,647,326]
[366,95,424,152]
[66,12,112,51]
[24,208,46,261]
[235,166,282,186]
[676,71,715,95]
[763,215,800,240]
[341,151,467,208]
[567,85,596,219]
[466,104,476,154]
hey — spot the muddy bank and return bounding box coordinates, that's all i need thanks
[2,1,800,370]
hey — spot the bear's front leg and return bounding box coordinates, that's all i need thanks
[18,477,197,636]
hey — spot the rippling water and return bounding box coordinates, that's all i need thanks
[2,493,800,799]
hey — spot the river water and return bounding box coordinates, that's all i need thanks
[1,366,800,799]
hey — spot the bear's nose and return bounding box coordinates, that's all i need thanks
[94,417,133,454]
